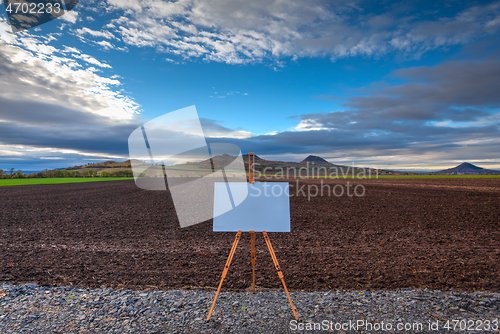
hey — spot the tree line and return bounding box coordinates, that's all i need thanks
[0,168,134,179]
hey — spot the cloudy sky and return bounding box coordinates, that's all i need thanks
[1,0,500,171]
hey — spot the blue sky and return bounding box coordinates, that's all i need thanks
[0,0,500,171]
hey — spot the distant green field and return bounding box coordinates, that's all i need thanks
[164,164,205,170]
[0,177,134,186]
[373,175,500,179]
[261,174,500,179]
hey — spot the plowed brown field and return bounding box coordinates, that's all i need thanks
[1,177,499,292]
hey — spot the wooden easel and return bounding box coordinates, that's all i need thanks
[207,153,298,321]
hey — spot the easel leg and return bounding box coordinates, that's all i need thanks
[207,231,242,321]
[263,231,298,320]
[250,231,256,293]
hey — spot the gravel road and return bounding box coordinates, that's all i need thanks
[1,283,499,333]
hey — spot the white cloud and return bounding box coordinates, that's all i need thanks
[164,57,179,64]
[0,17,139,122]
[0,149,24,156]
[81,0,500,64]
[61,10,79,23]
[95,40,114,49]
[106,0,143,11]
[75,27,116,40]
[294,119,333,131]
[72,53,112,68]
[200,118,254,139]
[0,144,130,165]
[206,129,252,139]
[62,45,81,54]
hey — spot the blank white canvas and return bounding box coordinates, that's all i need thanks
[213,182,290,232]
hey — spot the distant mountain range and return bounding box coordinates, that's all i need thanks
[434,162,500,175]
[62,156,499,176]
[239,154,369,173]
[192,153,355,172]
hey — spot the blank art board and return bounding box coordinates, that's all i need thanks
[213,182,290,232]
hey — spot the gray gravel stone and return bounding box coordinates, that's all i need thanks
[0,283,499,333]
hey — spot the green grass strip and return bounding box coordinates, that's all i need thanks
[0,177,134,186]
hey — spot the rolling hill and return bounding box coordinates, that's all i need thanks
[434,162,500,175]
[300,155,332,166]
